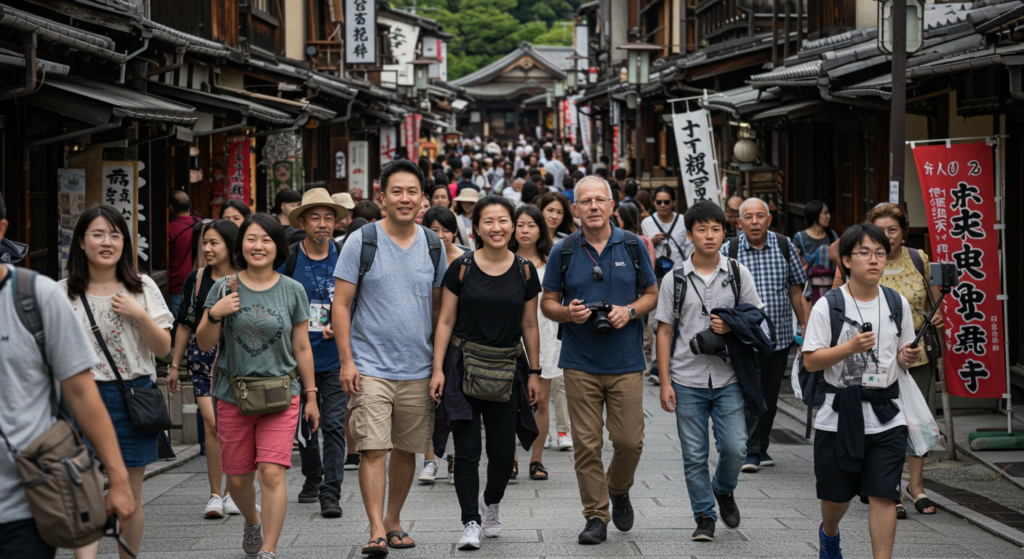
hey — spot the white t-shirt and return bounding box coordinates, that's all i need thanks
[696,270,715,286]
[804,286,915,434]
[641,213,693,264]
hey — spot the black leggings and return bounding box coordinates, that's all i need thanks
[451,394,519,525]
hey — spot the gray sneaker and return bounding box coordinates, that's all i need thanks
[256,552,276,559]
[243,505,263,557]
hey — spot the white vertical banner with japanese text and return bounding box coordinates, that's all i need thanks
[102,162,138,262]
[349,140,369,201]
[345,0,376,64]
[579,106,592,154]
[671,110,720,207]
[380,126,397,165]
[913,142,1006,399]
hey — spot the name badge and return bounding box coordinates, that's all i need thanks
[308,303,330,332]
[861,362,888,388]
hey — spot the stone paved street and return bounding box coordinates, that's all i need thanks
[65,380,1024,558]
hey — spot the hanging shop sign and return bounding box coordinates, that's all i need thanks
[265,133,302,204]
[102,161,138,262]
[405,114,420,162]
[913,141,1006,399]
[579,106,592,155]
[380,17,419,87]
[349,140,369,201]
[612,126,619,172]
[670,109,721,206]
[227,136,252,208]
[380,125,398,165]
[345,0,376,64]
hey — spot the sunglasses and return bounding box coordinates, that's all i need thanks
[655,200,673,206]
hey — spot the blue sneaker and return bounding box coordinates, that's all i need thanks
[759,452,774,467]
[819,522,842,558]
[741,454,759,473]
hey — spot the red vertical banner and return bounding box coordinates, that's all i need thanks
[612,126,619,172]
[227,136,251,205]
[913,142,1005,399]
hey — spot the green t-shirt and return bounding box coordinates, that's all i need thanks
[204,274,309,405]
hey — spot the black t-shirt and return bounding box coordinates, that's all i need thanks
[442,253,541,348]
[175,267,216,331]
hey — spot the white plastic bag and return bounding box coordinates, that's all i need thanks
[790,354,803,400]
[896,363,940,456]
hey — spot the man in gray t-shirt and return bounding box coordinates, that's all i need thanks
[332,160,446,554]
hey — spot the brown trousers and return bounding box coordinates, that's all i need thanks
[563,368,645,524]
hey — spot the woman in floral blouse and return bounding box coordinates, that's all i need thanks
[60,205,173,559]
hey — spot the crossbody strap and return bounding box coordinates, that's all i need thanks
[81,296,130,391]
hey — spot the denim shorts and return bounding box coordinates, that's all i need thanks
[94,377,160,468]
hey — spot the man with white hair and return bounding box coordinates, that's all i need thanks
[721,197,807,473]
[541,176,658,545]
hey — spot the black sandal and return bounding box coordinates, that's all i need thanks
[385,530,415,549]
[896,501,908,520]
[362,537,389,556]
[529,461,549,480]
[907,492,937,515]
[510,455,518,480]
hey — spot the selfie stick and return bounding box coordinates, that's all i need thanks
[910,285,952,349]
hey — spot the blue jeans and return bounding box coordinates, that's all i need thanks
[299,368,349,497]
[672,381,748,522]
[168,293,182,320]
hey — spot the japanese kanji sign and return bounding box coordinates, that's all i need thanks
[102,161,138,263]
[227,136,251,208]
[913,142,1005,399]
[380,125,397,165]
[405,114,420,162]
[671,110,721,207]
[345,0,376,64]
[349,140,369,201]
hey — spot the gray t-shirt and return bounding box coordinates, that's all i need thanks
[0,266,99,523]
[204,274,309,405]
[334,223,447,381]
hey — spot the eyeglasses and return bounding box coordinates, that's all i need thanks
[655,200,673,206]
[87,233,124,243]
[851,250,887,260]
[577,197,610,207]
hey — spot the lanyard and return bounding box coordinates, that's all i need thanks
[847,285,881,364]
[303,241,335,303]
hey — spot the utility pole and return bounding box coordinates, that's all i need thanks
[890,0,907,207]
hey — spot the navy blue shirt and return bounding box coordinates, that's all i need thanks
[276,241,340,372]
[542,226,657,374]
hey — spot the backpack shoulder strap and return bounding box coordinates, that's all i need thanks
[284,241,301,278]
[351,223,379,317]
[908,248,925,277]
[823,288,848,348]
[458,251,474,284]
[419,225,443,284]
[881,286,904,338]
[12,267,46,358]
[728,258,741,305]
[776,233,792,265]
[668,267,689,359]
[621,231,645,298]
[727,236,739,260]
[558,230,579,294]
[516,254,530,287]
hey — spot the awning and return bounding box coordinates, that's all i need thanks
[0,3,125,63]
[143,19,241,61]
[0,46,68,75]
[305,103,337,121]
[29,77,195,126]
[307,73,357,100]
[147,82,296,126]
[751,100,826,123]
[700,86,785,118]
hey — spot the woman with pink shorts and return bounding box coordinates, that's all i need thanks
[197,214,320,559]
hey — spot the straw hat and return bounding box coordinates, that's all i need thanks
[331,192,355,210]
[288,188,348,229]
[453,188,480,204]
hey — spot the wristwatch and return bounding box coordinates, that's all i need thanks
[208,309,222,324]
[627,305,637,320]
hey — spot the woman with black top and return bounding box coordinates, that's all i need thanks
[430,196,540,551]
[220,200,251,228]
[168,219,241,518]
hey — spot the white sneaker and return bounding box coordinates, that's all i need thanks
[478,490,502,538]
[458,521,482,550]
[544,435,552,449]
[418,460,438,483]
[204,493,224,518]
[558,432,573,451]
[223,493,241,515]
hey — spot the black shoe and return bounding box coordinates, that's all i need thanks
[713,491,740,529]
[692,515,715,542]
[343,453,360,471]
[319,492,343,518]
[609,491,634,532]
[298,479,319,503]
[578,517,607,545]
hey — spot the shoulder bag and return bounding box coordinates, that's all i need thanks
[81,295,172,432]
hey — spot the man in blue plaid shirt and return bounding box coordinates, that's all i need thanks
[721,198,807,472]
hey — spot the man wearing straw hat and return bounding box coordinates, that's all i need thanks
[277,188,351,518]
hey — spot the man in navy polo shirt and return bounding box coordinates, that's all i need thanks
[541,175,658,545]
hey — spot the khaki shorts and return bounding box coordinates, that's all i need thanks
[347,375,434,454]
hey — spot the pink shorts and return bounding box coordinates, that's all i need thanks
[217,395,300,475]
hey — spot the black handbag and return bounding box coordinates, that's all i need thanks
[81,297,172,433]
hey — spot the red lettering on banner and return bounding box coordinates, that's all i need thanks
[913,142,1005,398]
[227,136,251,207]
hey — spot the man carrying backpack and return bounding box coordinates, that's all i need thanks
[276,188,349,518]
[802,223,918,559]
[332,160,446,556]
[0,192,135,558]
[722,197,807,472]
[654,201,765,542]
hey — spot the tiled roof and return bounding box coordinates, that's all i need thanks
[450,41,569,87]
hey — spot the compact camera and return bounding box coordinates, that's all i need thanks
[690,328,728,361]
[582,300,613,336]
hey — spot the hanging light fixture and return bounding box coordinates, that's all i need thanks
[877,0,925,55]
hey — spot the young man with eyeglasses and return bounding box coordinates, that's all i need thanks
[802,223,918,559]
[641,186,694,274]
[541,176,658,545]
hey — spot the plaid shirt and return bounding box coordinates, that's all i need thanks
[721,232,807,351]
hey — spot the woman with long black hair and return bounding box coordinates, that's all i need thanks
[168,220,241,518]
[430,196,540,550]
[536,191,576,241]
[60,205,174,559]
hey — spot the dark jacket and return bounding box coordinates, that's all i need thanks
[710,304,776,417]
[821,382,901,473]
[433,343,539,455]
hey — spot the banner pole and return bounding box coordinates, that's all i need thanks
[993,136,1013,434]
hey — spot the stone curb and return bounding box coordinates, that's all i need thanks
[143,444,202,481]
[775,399,1024,548]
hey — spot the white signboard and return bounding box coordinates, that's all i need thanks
[381,17,419,87]
[102,162,137,227]
[349,140,369,197]
[579,106,592,154]
[670,110,721,206]
[575,25,588,72]
[380,126,397,165]
[345,0,376,64]
[424,37,446,80]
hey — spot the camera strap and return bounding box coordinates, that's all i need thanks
[846,285,882,365]
[687,275,709,317]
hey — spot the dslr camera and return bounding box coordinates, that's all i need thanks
[581,300,613,336]
[690,328,729,362]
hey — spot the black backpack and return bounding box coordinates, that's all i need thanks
[350,223,443,317]
[800,285,904,438]
[554,228,646,340]
[456,251,531,289]
[727,233,793,266]
[667,258,742,358]
[283,239,344,278]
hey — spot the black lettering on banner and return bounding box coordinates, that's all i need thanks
[957,359,990,394]
[950,181,982,210]
[685,152,707,176]
[681,120,699,138]
[952,242,985,280]
[105,188,118,205]
[968,160,982,176]
[950,207,985,240]
[683,138,701,154]
[953,281,986,322]
[952,324,987,356]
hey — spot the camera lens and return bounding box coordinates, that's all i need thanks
[593,312,612,336]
